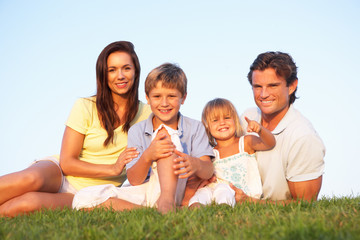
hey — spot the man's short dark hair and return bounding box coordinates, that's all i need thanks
[247,51,298,104]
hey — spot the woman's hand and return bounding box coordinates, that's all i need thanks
[112,147,139,175]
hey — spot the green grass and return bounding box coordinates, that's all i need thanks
[1,196,359,240]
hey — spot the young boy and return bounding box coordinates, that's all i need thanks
[126,63,214,213]
[72,63,214,213]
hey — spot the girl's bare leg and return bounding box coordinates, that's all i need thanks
[0,192,74,217]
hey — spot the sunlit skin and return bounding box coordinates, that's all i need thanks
[146,82,187,130]
[208,112,236,144]
[127,82,213,213]
[251,68,297,131]
[107,51,135,102]
[229,68,322,204]
[187,106,275,208]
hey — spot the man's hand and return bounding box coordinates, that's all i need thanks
[230,183,250,203]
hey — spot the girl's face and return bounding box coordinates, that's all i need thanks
[107,51,135,99]
[208,110,236,142]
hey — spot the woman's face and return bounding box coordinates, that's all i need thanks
[107,51,135,99]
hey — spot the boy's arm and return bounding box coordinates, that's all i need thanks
[173,150,214,180]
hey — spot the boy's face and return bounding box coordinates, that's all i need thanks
[146,81,187,130]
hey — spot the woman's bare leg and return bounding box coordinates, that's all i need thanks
[0,192,74,217]
[0,160,62,205]
[84,197,142,211]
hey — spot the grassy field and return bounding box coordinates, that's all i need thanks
[1,196,359,240]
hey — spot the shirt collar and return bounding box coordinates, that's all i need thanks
[271,104,295,135]
[144,112,184,137]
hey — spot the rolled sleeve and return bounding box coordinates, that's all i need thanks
[286,134,325,182]
[190,122,214,158]
[126,124,145,170]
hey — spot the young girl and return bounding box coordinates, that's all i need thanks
[188,98,275,207]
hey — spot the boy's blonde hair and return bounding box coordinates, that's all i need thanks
[202,98,243,147]
[145,63,187,97]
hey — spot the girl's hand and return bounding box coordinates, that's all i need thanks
[198,175,217,188]
[173,149,199,179]
[113,147,139,175]
[245,116,262,133]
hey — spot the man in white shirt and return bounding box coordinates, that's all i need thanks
[234,51,325,203]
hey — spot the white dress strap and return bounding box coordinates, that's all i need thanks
[238,136,245,154]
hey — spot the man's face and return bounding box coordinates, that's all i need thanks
[251,68,297,121]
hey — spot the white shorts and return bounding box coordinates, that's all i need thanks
[32,156,77,194]
[188,182,235,207]
[72,163,187,210]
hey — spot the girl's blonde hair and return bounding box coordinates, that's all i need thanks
[202,98,243,147]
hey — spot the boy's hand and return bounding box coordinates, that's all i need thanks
[245,116,261,133]
[113,147,139,175]
[145,131,175,163]
[173,149,199,179]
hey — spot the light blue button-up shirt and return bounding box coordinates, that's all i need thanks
[126,113,214,173]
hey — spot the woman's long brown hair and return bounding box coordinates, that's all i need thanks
[96,41,140,146]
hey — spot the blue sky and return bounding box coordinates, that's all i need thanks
[1,0,359,197]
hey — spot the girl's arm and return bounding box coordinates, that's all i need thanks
[244,117,276,154]
[60,127,137,177]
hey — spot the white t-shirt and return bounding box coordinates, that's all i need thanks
[240,105,325,200]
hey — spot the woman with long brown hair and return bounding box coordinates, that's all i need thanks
[0,41,151,217]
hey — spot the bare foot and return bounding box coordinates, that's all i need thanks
[157,196,176,214]
[189,202,203,209]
